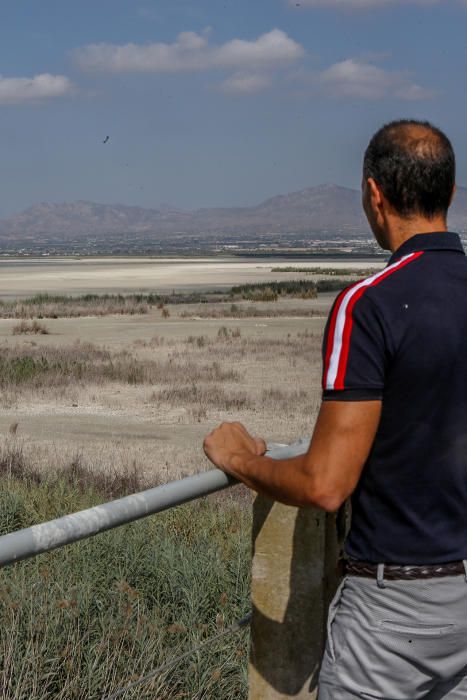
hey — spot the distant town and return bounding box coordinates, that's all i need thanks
[0,232,386,258]
[1,184,466,256]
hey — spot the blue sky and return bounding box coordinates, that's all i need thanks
[0,0,466,216]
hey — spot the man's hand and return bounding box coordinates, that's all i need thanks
[203,421,267,475]
[201,401,381,510]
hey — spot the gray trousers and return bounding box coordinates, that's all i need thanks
[318,571,467,699]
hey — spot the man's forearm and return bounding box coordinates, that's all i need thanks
[227,451,319,507]
[203,403,381,512]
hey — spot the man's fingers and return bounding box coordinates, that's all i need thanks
[203,421,260,464]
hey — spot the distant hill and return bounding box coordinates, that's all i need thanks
[1,184,466,242]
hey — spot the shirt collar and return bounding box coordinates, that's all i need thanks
[389,232,465,264]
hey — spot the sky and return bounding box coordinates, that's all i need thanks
[0,0,466,217]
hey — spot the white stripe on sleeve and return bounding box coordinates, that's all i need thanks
[325,254,417,390]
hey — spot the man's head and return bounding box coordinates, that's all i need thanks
[362,120,456,250]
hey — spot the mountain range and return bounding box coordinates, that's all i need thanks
[1,184,466,241]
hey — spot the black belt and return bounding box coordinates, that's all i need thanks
[344,559,466,581]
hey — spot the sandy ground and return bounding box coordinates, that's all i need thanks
[0,311,329,482]
[0,299,332,347]
[0,256,385,298]
[0,258,360,487]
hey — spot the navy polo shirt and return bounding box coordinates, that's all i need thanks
[321,232,467,564]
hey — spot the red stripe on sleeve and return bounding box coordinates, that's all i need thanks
[333,252,424,390]
[322,284,357,389]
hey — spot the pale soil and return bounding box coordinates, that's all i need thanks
[0,258,357,489]
[0,256,384,298]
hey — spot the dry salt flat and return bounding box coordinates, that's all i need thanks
[0,256,385,298]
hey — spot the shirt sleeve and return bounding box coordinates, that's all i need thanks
[321,286,387,401]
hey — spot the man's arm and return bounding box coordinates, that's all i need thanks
[203,400,381,512]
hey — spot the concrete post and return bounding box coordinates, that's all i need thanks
[249,499,326,699]
[248,441,348,699]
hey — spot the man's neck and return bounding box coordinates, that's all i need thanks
[385,215,448,253]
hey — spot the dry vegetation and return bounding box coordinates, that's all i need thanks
[0,293,154,319]
[0,277,346,320]
[0,290,327,698]
[0,340,239,391]
[0,329,322,406]
[0,440,144,500]
[12,319,49,335]
[271,266,381,276]
[0,320,323,472]
[180,303,325,319]
[0,445,251,699]
[0,256,355,698]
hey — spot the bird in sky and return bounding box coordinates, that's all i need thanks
[103,135,110,144]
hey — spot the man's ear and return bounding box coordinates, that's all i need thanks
[449,184,457,207]
[367,177,384,212]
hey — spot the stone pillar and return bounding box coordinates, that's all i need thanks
[248,444,348,699]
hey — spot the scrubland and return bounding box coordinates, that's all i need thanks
[0,462,250,699]
[0,287,330,698]
[0,302,326,480]
[0,280,333,320]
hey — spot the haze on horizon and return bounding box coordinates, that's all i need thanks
[1,0,466,218]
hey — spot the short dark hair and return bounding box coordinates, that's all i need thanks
[363,119,455,219]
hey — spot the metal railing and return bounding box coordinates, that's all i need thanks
[0,438,310,568]
[0,438,315,698]
[0,469,236,568]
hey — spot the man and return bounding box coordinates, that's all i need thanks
[204,119,467,698]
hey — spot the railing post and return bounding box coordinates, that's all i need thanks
[248,441,347,699]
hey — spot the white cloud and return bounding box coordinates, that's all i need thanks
[395,83,436,100]
[214,31,304,69]
[318,58,436,100]
[220,72,272,94]
[73,29,305,73]
[291,0,439,8]
[0,74,74,105]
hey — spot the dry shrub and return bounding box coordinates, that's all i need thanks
[200,331,322,366]
[261,387,316,415]
[180,305,325,319]
[176,329,321,369]
[0,441,145,499]
[3,294,151,320]
[60,453,144,498]
[133,335,165,349]
[216,326,241,342]
[151,384,252,413]
[241,287,278,302]
[0,441,40,483]
[0,341,240,390]
[181,327,246,354]
[184,335,210,348]
[301,289,318,299]
[230,280,317,300]
[12,320,49,335]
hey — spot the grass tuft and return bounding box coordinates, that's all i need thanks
[12,319,49,335]
[0,341,240,390]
